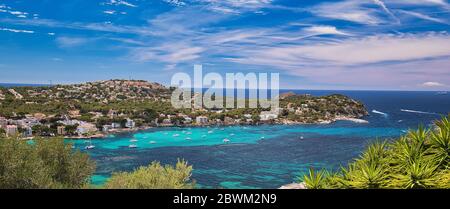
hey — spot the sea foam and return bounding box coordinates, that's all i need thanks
[372,110,388,117]
[400,109,439,115]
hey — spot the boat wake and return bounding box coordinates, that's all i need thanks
[400,109,439,115]
[372,110,388,117]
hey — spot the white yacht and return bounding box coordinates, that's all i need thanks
[129,144,138,148]
[85,140,95,150]
[223,138,230,143]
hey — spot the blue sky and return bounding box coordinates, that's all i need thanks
[0,0,449,90]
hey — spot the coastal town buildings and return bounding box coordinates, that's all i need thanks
[183,117,192,124]
[111,122,121,129]
[23,126,33,137]
[76,123,97,135]
[57,126,66,135]
[125,119,136,128]
[102,125,112,132]
[162,118,173,126]
[259,111,279,121]
[0,117,7,129]
[6,125,18,136]
[196,116,208,125]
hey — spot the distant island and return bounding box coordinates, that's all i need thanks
[0,80,368,139]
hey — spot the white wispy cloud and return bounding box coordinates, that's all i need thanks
[309,0,384,25]
[0,4,31,18]
[0,27,34,34]
[165,0,274,14]
[303,26,350,36]
[56,36,91,48]
[227,32,450,68]
[103,10,116,15]
[164,0,187,7]
[372,0,401,24]
[421,81,446,87]
[398,10,448,24]
[105,0,137,8]
[386,0,449,7]
[130,43,205,63]
[0,18,156,36]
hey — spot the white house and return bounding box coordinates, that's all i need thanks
[196,116,208,125]
[111,122,121,129]
[6,125,18,136]
[125,118,135,128]
[259,111,279,121]
[76,123,97,135]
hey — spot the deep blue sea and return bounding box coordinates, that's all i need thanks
[67,90,450,188]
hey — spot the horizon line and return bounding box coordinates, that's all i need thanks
[0,81,448,92]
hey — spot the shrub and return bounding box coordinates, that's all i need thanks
[0,137,95,189]
[104,159,194,189]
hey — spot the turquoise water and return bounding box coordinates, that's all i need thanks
[71,123,403,188]
[69,90,449,188]
[72,125,401,151]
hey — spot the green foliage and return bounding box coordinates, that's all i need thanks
[300,115,450,189]
[0,137,95,189]
[104,159,195,189]
[301,168,328,189]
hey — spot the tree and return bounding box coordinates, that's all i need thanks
[65,124,78,136]
[0,137,95,189]
[104,159,195,189]
[142,108,158,123]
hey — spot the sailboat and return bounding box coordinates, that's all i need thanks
[85,139,95,150]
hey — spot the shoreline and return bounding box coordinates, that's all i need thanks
[64,116,369,140]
